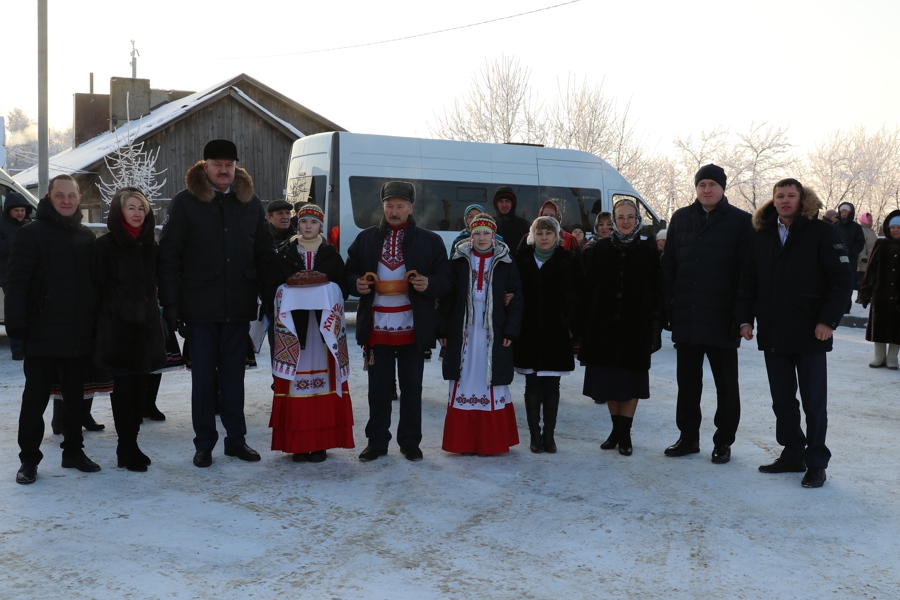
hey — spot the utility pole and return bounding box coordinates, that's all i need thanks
[130,40,140,79]
[38,0,48,197]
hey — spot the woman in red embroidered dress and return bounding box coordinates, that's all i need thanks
[438,214,524,455]
[267,204,353,463]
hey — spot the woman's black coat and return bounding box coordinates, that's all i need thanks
[578,237,661,371]
[438,241,523,386]
[858,209,900,344]
[512,244,582,372]
[92,199,166,373]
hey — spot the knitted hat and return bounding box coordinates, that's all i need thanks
[889,216,900,228]
[694,164,727,189]
[295,203,324,224]
[824,209,837,221]
[470,213,497,234]
[203,139,238,161]
[493,186,517,207]
[656,228,667,241]
[381,181,416,203]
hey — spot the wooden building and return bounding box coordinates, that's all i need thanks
[14,74,345,221]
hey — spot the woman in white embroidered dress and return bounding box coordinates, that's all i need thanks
[438,214,524,455]
[268,204,353,463]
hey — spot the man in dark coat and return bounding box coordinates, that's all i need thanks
[0,191,34,360]
[493,186,530,252]
[832,202,865,294]
[660,164,753,464]
[158,140,275,468]
[6,175,100,484]
[266,199,296,248]
[738,179,852,488]
[345,181,451,462]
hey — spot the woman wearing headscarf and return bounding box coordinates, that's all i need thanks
[513,216,583,453]
[578,199,661,455]
[581,210,615,404]
[92,187,167,471]
[857,211,900,369]
[439,213,523,455]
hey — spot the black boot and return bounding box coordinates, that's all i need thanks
[542,392,560,454]
[51,399,65,435]
[617,416,633,456]
[142,373,165,421]
[600,415,618,450]
[82,398,105,431]
[523,392,544,453]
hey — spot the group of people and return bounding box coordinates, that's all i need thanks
[4,139,861,489]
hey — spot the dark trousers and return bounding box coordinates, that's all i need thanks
[111,373,148,451]
[188,321,248,452]
[365,344,424,449]
[675,344,741,446]
[18,355,89,465]
[763,351,831,469]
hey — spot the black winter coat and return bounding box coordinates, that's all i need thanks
[92,197,166,373]
[833,202,866,267]
[438,241,524,386]
[157,162,274,323]
[740,197,853,354]
[345,217,451,350]
[513,244,582,372]
[858,209,900,344]
[269,236,347,343]
[660,197,753,348]
[578,237,661,371]
[3,197,96,357]
[0,192,33,287]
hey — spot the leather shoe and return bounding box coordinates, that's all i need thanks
[224,444,261,462]
[358,445,388,462]
[758,458,806,473]
[711,444,731,464]
[801,467,826,488]
[16,464,37,485]
[193,449,212,468]
[61,454,101,472]
[664,437,700,457]
[307,450,327,463]
[400,446,424,461]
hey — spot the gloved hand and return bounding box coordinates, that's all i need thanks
[162,306,179,336]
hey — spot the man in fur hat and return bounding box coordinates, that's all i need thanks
[738,178,852,488]
[660,164,754,465]
[158,140,274,468]
[346,181,451,462]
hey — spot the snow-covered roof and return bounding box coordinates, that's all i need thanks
[13,75,310,188]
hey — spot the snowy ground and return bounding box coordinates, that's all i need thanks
[0,302,898,599]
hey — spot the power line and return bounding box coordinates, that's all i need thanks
[152,1,583,61]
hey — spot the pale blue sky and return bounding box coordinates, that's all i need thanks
[3,0,898,155]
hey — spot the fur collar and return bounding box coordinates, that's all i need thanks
[184,160,255,203]
[752,188,823,231]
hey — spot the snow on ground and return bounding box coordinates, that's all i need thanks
[0,304,898,599]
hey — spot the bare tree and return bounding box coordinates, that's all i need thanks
[724,121,795,212]
[804,126,900,227]
[431,56,543,144]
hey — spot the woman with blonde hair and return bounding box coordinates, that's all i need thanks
[92,187,167,471]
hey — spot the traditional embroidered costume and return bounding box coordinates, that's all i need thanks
[440,215,523,455]
[269,205,354,457]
